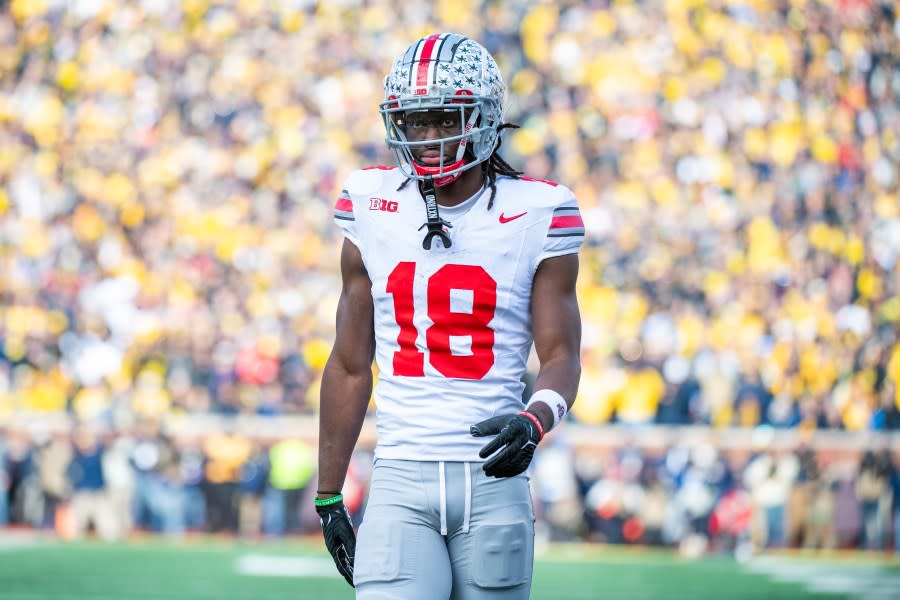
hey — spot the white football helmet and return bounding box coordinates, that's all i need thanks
[380,33,505,186]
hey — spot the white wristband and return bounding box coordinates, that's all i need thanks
[526,389,568,430]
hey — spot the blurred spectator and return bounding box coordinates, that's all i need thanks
[708,487,753,553]
[177,435,207,531]
[262,438,314,536]
[786,445,817,546]
[153,432,186,538]
[583,467,624,543]
[855,448,891,550]
[891,450,900,553]
[804,473,837,551]
[638,466,671,546]
[673,448,719,540]
[655,374,695,425]
[745,454,793,548]
[874,381,900,429]
[0,427,8,526]
[532,439,583,541]
[130,422,161,530]
[201,427,251,533]
[237,440,268,538]
[36,430,72,529]
[102,430,136,539]
[67,427,115,540]
[834,472,865,548]
[130,421,183,534]
[787,445,837,550]
[3,428,38,526]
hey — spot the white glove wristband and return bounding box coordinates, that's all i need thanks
[526,389,568,430]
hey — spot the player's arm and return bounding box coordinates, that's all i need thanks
[526,252,582,430]
[315,238,374,588]
[471,253,581,477]
[318,238,375,496]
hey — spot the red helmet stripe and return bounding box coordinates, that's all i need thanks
[415,34,442,88]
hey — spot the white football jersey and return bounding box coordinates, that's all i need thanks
[333,166,584,461]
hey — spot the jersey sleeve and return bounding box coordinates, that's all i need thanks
[537,189,584,263]
[333,186,360,246]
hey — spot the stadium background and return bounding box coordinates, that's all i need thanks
[1,0,899,597]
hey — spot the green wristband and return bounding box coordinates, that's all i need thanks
[314,493,344,507]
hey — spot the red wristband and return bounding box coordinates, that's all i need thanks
[518,411,545,440]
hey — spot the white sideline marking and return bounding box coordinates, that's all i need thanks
[234,554,341,578]
[0,531,38,552]
[743,556,900,600]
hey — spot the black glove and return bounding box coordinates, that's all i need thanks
[315,496,356,587]
[470,412,544,478]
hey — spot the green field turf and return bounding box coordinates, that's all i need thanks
[0,537,897,599]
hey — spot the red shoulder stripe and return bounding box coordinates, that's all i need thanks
[550,214,584,229]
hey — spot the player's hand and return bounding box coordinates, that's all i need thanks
[470,412,544,478]
[315,497,356,587]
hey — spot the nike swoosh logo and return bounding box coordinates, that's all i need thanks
[499,211,527,223]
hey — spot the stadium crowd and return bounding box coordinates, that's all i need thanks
[1,0,899,431]
[0,0,899,551]
[535,437,900,554]
[2,423,900,554]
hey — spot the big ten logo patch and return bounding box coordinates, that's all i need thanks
[369,197,398,213]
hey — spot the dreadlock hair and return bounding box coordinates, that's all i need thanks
[396,122,523,209]
[483,123,523,209]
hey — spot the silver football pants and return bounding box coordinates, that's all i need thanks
[354,459,534,600]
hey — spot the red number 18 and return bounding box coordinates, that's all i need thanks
[386,262,496,380]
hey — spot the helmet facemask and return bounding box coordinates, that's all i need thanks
[381,97,499,185]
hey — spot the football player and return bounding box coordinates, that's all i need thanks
[316,33,583,599]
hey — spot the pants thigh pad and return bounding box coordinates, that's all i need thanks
[471,523,530,589]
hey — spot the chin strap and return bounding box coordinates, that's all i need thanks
[418,175,452,249]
